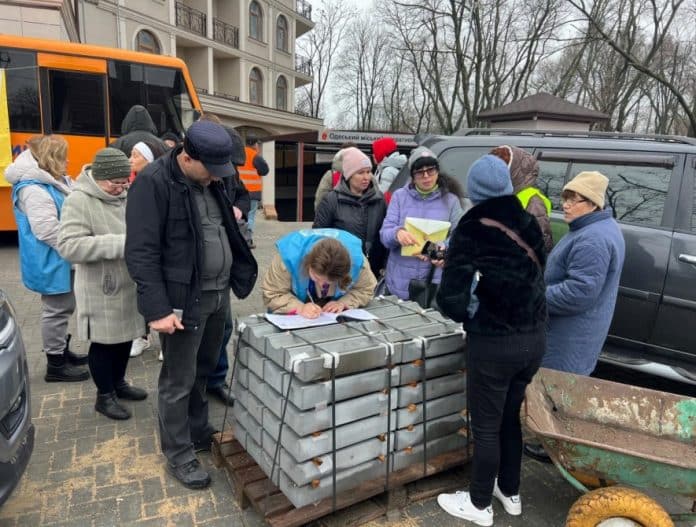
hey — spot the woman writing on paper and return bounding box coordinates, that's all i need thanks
[261,229,377,318]
[379,147,464,300]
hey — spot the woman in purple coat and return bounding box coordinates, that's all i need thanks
[379,147,464,299]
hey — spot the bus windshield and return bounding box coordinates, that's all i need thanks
[108,60,195,137]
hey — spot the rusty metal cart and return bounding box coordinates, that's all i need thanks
[524,367,696,527]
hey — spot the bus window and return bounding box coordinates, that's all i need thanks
[108,60,194,137]
[48,70,105,135]
[0,48,41,133]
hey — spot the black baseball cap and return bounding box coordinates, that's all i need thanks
[184,120,234,178]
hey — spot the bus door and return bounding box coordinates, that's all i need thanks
[37,53,109,177]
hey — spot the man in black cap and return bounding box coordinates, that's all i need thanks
[125,120,257,489]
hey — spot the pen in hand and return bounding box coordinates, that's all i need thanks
[300,289,322,319]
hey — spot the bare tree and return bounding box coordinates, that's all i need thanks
[295,0,355,119]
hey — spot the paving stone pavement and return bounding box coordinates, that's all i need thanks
[0,216,691,527]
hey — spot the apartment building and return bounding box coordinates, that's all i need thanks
[1,0,324,216]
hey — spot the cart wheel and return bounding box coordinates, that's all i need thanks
[565,486,674,527]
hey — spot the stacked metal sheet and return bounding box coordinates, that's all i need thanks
[229,296,469,508]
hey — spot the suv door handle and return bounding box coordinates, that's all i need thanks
[678,254,696,265]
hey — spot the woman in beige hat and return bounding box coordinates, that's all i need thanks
[543,171,626,373]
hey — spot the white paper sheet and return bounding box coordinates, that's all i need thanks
[264,309,378,330]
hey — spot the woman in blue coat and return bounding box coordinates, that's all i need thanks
[544,171,626,374]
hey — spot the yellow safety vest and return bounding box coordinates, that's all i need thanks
[517,187,551,215]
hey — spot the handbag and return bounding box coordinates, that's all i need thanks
[408,264,440,310]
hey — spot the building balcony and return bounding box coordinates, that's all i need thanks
[296,0,312,21]
[213,18,239,48]
[176,2,207,37]
[295,56,311,77]
[295,0,314,37]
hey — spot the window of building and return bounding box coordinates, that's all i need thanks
[0,48,41,132]
[249,1,263,41]
[276,15,288,52]
[135,30,161,54]
[276,75,287,110]
[49,70,105,135]
[249,67,263,105]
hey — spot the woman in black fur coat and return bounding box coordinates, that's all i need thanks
[435,154,547,526]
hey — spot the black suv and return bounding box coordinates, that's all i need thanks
[0,288,34,506]
[390,129,696,387]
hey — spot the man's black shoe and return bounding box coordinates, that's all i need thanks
[115,381,148,401]
[63,334,88,365]
[45,354,90,382]
[166,459,211,489]
[207,384,235,406]
[523,442,552,463]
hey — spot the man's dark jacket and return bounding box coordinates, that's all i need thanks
[312,178,388,276]
[125,148,258,329]
[437,195,547,335]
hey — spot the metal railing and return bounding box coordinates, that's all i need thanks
[175,2,207,37]
[295,0,312,21]
[214,91,240,101]
[295,56,312,76]
[213,18,239,48]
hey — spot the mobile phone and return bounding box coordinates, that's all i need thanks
[173,308,183,320]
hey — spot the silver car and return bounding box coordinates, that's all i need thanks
[0,288,34,506]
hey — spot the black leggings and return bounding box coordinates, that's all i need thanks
[88,341,132,394]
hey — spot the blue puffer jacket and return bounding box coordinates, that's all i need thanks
[543,209,625,374]
[379,182,463,300]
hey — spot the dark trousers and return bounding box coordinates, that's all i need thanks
[158,288,229,467]
[88,341,132,394]
[467,331,545,509]
[207,307,233,389]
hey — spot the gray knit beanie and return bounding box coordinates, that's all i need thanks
[91,148,131,180]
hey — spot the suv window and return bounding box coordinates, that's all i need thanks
[439,146,499,190]
[537,160,568,211]
[571,162,671,227]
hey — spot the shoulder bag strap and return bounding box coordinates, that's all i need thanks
[479,217,541,269]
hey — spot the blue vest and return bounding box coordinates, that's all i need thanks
[276,229,364,302]
[12,180,71,295]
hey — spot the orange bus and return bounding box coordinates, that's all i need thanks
[0,35,202,230]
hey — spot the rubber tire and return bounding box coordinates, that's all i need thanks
[565,486,674,527]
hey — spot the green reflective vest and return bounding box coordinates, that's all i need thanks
[517,187,551,215]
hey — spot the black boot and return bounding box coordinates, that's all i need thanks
[115,380,148,401]
[45,353,90,382]
[63,334,88,365]
[95,392,131,420]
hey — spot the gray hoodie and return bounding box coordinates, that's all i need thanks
[376,151,408,193]
[5,149,73,250]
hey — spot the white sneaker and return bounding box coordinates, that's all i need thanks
[158,350,163,361]
[130,337,151,357]
[437,491,493,526]
[493,479,522,515]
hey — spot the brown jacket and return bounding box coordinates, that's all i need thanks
[261,253,377,313]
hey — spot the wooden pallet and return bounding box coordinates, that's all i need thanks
[211,430,471,527]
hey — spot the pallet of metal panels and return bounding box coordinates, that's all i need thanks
[211,431,471,527]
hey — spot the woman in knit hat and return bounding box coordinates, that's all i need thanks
[379,146,464,300]
[372,136,407,194]
[313,147,388,276]
[436,154,547,526]
[543,171,625,375]
[57,148,148,420]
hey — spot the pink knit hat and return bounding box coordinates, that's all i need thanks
[341,147,372,180]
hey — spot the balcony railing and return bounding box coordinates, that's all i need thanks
[213,18,239,48]
[296,0,312,21]
[214,91,240,102]
[176,2,206,37]
[295,56,312,76]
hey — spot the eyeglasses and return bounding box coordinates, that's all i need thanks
[413,166,438,178]
[562,196,588,206]
[105,179,130,190]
